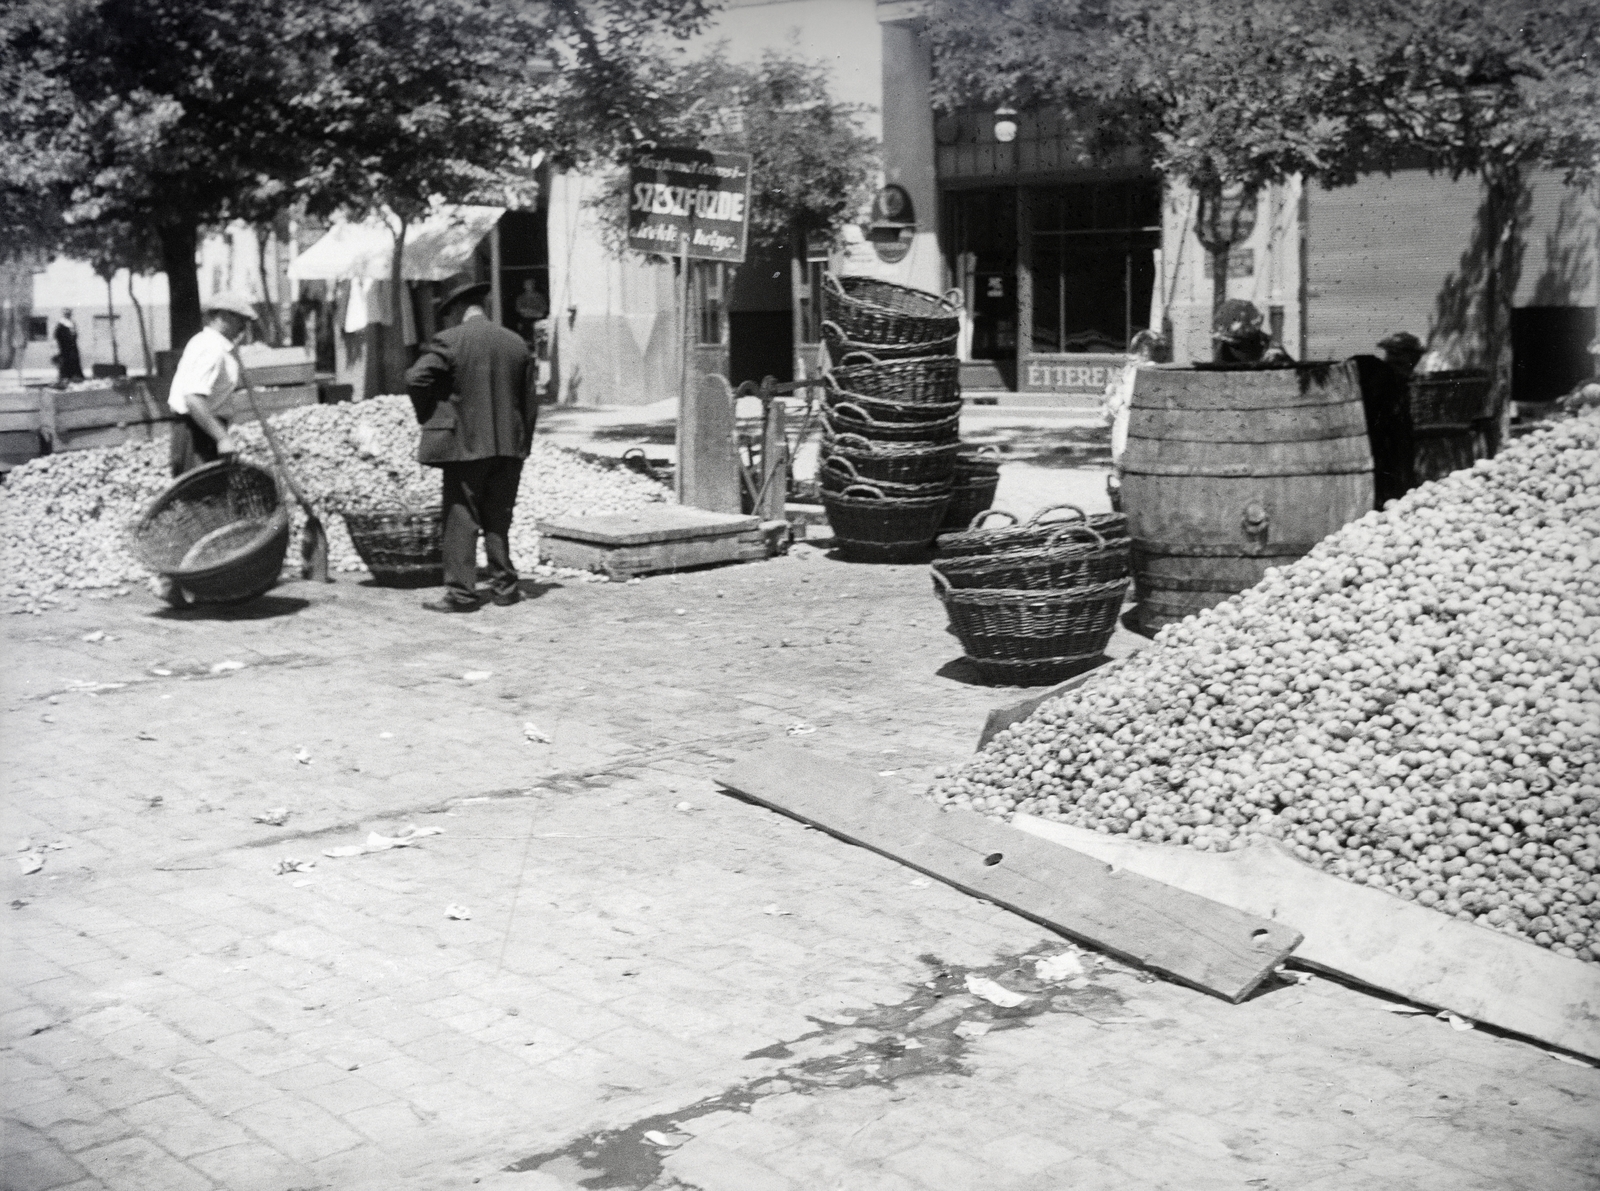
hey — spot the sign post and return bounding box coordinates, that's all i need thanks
[628,148,752,512]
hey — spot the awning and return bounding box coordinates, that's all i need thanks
[288,205,505,282]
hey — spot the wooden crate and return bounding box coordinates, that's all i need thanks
[233,383,318,423]
[537,505,766,579]
[239,345,315,389]
[0,391,45,469]
[47,383,174,453]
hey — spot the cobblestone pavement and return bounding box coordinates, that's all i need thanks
[3,541,1597,1191]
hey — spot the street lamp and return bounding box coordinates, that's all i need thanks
[992,106,1018,144]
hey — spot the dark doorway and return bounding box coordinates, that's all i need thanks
[727,241,793,386]
[1512,306,1596,404]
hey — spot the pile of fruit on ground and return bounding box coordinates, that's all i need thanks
[929,412,1600,962]
[0,396,668,611]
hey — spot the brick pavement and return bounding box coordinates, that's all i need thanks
[3,548,1597,1191]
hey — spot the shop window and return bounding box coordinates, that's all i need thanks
[1032,178,1160,354]
[28,316,48,341]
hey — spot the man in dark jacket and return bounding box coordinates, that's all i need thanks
[405,282,538,612]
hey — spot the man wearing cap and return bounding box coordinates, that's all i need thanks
[166,293,259,477]
[406,281,538,612]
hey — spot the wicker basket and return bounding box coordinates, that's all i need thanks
[932,571,1130,662]
[939,472,1001,531]
[968,653,1107,687]
[822,275,962,347]
[820,455,953,500]
[822,378,964,427]
[830,351,961,404]
[821,431,961,485]
[935,503,1128,557]
[824,320,958,362]
[822,483,950,551]
[131,460,291,605]
[342,507,445,587]
[1409,370,1494,429]
[823,400,961,444]
[931,524,1129,591]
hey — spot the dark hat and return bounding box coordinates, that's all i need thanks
[437,281,491,318]
[1377,331,1424,356]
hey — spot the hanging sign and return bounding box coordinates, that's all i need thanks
[628,148,752,264]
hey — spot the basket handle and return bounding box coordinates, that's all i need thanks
[942,287,966,312]
[964,444,1002,459]
[968,508,1020,530]
[1044,524,1108,551]
[930,568,952,595]
[1028,502,1087,525]
[827,430,877,452]
[821,455,859,481]
[826,400,877,426]
[840,483,886,501]
[839,351,882,367]
[823,273,846,299]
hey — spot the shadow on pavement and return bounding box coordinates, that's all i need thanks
[152,594,311,621]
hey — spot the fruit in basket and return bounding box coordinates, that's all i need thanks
[928,411,1600,962]
[0,395,669,609]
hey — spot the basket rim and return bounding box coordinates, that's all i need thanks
[133,459,280,537]
[934,575,1130,604]
[829,274,964,316]
[164,505,291,582]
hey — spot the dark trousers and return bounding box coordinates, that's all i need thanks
[169,415,228,477]
[440,456,523,604]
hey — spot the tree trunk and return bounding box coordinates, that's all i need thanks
[255,224,282,346]
[104,277,119,365]
[389,215,410,394]
[1210,248,1228,360]
[127,272,153,376]
[1483,165,1522,454]
[159,220,203,349]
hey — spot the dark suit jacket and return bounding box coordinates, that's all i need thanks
[405,313,538,466]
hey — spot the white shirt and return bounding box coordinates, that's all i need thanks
[167,326,242,417]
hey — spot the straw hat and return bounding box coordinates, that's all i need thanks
[203,292,260,322]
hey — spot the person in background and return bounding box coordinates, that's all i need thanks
[405,281,538,613]
[166,293,259,477]
[53,309,83,383]
[1378,331,1426,378]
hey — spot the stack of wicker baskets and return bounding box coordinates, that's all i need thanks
[819,276,985,560]
[931,503,1132,685]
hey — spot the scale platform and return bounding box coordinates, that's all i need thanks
[536,505,770,580]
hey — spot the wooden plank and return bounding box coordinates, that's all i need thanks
[53,420,170,452]
[719,743,1302,1002]
[0,392,42,414]
[0,429,44,466]
[1014,816,1600,1059]
[239,346,315,389]
[0,411,41,433]
[540,529,766,579]
[537,505,759,546]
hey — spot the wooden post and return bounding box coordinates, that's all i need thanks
[758,392,788,521]
[675,241,690,504]
[1016,186,1033,389]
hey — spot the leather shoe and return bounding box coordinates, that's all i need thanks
[421,597,479,613]
[489,589,522,607]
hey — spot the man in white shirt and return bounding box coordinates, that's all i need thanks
[167,293,258,477]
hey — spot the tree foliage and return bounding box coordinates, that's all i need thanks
[593,44,879,255]
[2,0,711,345]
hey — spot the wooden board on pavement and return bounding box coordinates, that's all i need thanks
[719,742,1302,1003]
[1014,815,1600,1059]
[538,505,765,580]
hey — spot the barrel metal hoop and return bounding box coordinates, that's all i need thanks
[1133,541,1317,559]
[1138,575,1262,593]
[1121,463,1374,478]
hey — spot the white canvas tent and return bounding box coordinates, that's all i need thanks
[288,206,505,281]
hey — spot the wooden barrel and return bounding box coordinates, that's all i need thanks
[1122,361,1375,634]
